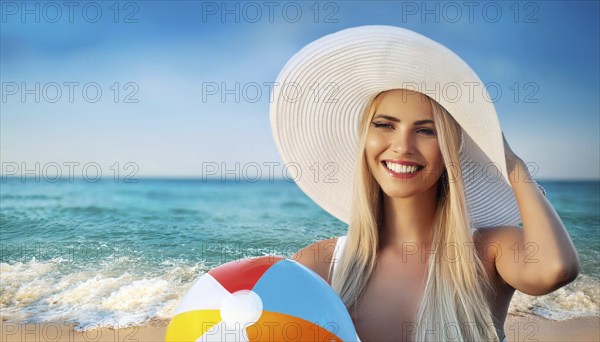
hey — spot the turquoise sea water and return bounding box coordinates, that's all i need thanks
[1,178,598,329]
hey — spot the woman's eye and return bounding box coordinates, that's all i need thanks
[417,128,435,135]
[372,122,393,129]
[371,123,435,135]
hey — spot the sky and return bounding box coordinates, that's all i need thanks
[1,0,599,180]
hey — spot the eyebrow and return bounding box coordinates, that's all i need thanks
[372,114,434,125]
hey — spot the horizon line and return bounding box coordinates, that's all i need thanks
[1,176,599,183]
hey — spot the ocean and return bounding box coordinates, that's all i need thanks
[1,178,598,330]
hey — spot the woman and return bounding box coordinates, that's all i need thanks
[270,26,580,341]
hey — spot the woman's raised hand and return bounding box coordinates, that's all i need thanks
[502,131,524,175]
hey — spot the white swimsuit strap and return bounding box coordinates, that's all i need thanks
[328,235,348,284]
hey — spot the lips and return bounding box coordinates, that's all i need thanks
[381,160,424,179]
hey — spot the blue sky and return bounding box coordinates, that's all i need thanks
[1,0,599,180]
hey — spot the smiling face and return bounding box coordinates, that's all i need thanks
[365,89,445,199]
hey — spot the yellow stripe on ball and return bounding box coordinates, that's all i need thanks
[165,309,221,342]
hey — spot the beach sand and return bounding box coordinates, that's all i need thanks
[1,314,598,341]
[504,314,599,341]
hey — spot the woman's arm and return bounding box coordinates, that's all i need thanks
[492,133,580,295]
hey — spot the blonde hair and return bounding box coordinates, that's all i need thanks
[331,90,499,341]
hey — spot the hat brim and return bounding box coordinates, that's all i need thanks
[270,25,522,229]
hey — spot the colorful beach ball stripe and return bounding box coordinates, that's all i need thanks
[166,256,359,341]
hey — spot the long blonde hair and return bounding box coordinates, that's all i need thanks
[331,90,499,341]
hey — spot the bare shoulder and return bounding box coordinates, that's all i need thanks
[291,237,339,283]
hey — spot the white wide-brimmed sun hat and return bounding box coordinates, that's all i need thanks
[269,25,522,229]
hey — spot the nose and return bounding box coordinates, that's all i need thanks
[391,129,415,154]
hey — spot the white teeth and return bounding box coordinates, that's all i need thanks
[385,162,420,174]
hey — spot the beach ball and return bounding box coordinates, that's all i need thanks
[166,256,359,341]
